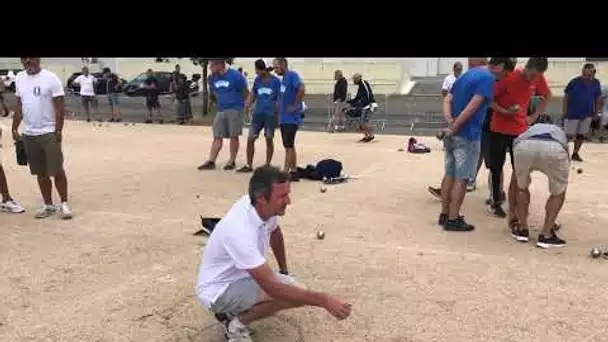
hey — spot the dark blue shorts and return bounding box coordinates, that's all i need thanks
[249,114,276,138]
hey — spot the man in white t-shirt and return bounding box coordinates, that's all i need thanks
[11,57,73,219]
[72,66,98,122]
[0,126,25,213]
[441,61,463,97]
[196,165,351,342]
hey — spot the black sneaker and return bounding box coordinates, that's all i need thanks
[288,171,300,182]
[438,213,464,226]
[443,217,475,231]
[197,161,216,170]
[536,231,566,249]
[223,162,236,171]
[488,204,507,218]
[236,165,253,173]
[572,153,583,162]
[428,186,441,199]
[510,222,530,242]
[86,117,91,122]
[145,119,153,124]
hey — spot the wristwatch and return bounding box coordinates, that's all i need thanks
[279,269,289,276]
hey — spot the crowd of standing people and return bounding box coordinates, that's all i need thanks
[3,56,608,342]
[431,57,607,250]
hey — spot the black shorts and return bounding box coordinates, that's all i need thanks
[488,131,516,169]
[280,124,299,148]
[146,96,160,109]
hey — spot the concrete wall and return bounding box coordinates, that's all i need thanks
[113,58,411,96]
[514,59,605,95]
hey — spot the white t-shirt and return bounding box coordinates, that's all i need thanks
[74,74,97,96]
[15,69,65,136]
[196,194,279,308]
[442,73,458,92]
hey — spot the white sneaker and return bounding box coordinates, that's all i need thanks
[1,200,25,213]
[60,202,73,220]
[35,204,57,219]
[226,318,253,342]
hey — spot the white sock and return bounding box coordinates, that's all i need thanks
[228,317,246,333]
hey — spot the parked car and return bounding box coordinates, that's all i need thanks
[66,72,128,95]
[0,69,21,92]
[123,71,201,97]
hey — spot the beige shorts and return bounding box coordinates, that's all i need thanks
[513,139,570,195]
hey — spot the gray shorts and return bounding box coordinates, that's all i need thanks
[213,109,243,138]
[210,273,295,315]
[564,117,592,137]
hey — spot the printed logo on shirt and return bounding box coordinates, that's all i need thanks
[214,80,230,89]
[280,84,286,93]
[33,86,41,96]
[257,87,273,96]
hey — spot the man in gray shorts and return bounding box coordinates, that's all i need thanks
[198,59,249,171]
[562,63,602,162]
[196,166,351,342]
[512,123,570,248]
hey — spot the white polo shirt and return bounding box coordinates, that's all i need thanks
[74,74,97,96]
[15,69,65,136]
[196,194,278,308]
[442,73,458,92]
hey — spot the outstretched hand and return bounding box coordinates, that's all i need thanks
[324,296,352,320]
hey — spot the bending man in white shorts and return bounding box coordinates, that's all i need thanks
[512,123,569,248]
[196,165,351,342]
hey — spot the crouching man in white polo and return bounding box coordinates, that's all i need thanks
[196,165,351,342]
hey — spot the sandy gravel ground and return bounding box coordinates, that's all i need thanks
[1,117,608,342]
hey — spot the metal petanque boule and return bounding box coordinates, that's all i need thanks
[590,248,602,258]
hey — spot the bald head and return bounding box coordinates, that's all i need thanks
[453,62,463,76]
[468,58,488,68]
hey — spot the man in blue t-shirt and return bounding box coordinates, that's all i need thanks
[272,58,306,182]
[439,57,495,232]
[236,59,281,173]
[198,59,249,171]
[562,63,602,162]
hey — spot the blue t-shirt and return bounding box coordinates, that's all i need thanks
[209,68,248,112]
[564,76,601,120]
[279,70,303,125]
[252,75,281,116]
[450,67,495,140]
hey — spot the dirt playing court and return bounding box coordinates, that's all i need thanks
[2,117,608,342]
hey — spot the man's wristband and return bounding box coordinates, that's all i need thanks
[279,269,289,275]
